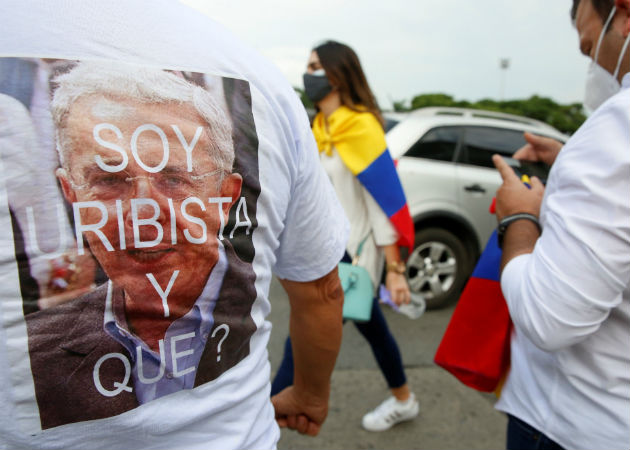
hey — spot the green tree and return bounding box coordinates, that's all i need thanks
[392,99,410,112]
[410,93,456,109]
[294,88,587,135]
[294,87,314,110]
[405,93,586,135]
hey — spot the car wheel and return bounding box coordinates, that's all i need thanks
[405,227,468,310]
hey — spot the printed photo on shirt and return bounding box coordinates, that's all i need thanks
[0,58,260,429]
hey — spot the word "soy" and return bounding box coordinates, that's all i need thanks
[92,123,203,173]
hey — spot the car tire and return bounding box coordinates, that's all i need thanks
[405,227,469,310]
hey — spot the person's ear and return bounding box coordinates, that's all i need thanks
[220,173,243,218]
[616,0,630,36]
[56,168,78,203]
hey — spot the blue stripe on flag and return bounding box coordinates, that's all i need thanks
[356,149,406,218]
[471,231,501,282]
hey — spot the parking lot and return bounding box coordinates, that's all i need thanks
[268,277,507,450]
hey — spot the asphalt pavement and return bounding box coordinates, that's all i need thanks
[267,277,506,450]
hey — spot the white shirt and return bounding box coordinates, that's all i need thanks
[0,94,74,291]
[0,1,349,449]
[30,59,59,178]
[320,148,398,287]
[495,74,630,450]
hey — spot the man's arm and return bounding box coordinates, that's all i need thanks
[492,95,630,350]
[492,154,545,271]
[271,267,343,436]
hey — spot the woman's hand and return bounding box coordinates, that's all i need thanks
[385,271,411,306]
[383,244,411,306]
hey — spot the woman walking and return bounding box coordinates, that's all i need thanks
[271,40,419,432]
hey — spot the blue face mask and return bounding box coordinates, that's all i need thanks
[303,69,333,104]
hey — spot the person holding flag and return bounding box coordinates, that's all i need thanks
[490,1,630,448]
[271,40,418,432]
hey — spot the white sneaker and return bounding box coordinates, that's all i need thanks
[361,393,419,432]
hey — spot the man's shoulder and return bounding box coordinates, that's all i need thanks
[590,83,630,126]
[26,284,109,347]
[606,85,630,119]
[562,90,630,161]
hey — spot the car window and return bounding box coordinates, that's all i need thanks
[459,126,527,168]
[403,126,462,162]
[384,118,400,132]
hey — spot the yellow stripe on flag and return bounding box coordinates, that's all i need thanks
[313,106,386,175]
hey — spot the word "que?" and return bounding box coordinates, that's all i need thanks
[92,325,230,398]
[93,332,196,398]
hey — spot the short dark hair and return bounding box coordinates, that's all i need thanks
[571,0,615,25]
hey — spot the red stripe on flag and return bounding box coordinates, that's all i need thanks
[390,205,415,252]
[434,277,512,392]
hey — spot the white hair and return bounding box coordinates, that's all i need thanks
[51,62,234,175]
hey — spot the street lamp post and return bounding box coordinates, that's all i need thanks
[499,58,510,101]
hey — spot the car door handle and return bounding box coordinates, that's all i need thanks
[464,184,486,193]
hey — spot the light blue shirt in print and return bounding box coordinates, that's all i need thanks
[103,241,228,404]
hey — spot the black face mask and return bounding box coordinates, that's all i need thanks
[303,71,333,104]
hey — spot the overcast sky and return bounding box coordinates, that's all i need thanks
[180,0,589,110]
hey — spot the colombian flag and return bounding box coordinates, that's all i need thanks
[434,230,512,392]
[312,106,414,251]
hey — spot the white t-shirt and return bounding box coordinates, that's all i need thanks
[495,74,630,450]
[0,94,73,293]
[0,1,349,449]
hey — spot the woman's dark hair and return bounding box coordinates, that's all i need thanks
[313,40,384,127]
[571,0,615,26]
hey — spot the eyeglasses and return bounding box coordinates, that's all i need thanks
[69,169,224,201]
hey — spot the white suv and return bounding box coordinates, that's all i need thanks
[387,107,567,309]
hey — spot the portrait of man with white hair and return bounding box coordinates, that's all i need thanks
[23,61,260,429]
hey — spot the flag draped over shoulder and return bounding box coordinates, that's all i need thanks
[312,106,414,251]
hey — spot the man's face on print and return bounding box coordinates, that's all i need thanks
[58,95,242,307]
